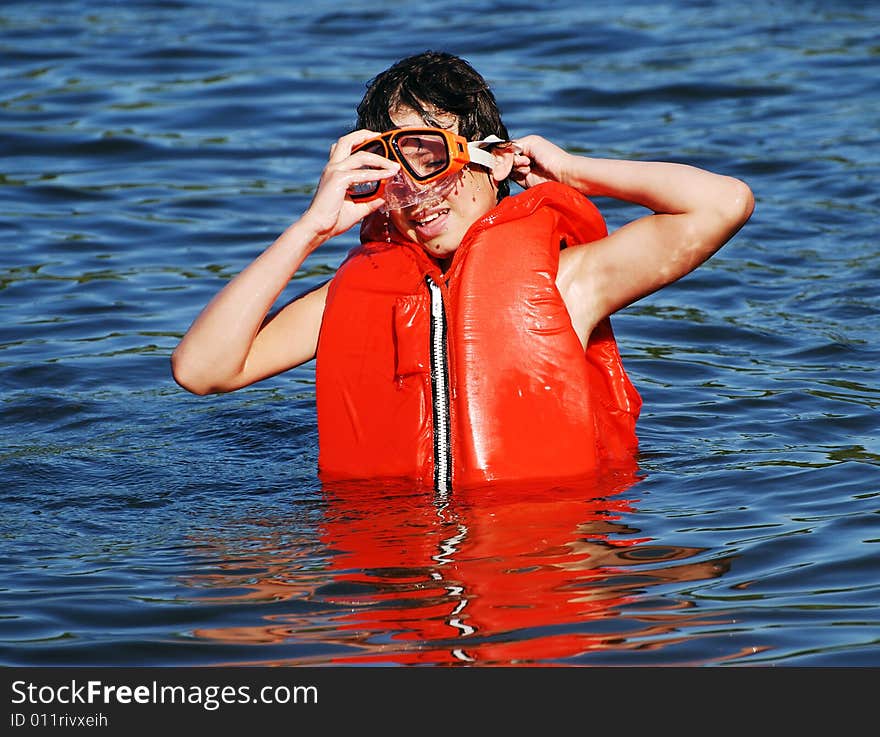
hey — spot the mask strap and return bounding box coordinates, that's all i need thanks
[467,135,515,168]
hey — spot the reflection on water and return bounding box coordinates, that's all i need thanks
[183,468,742,665]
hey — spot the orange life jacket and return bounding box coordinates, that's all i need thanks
[316,181,641,490]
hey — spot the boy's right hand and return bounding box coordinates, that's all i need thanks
[300,130,400,240]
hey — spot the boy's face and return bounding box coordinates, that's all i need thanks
[386,107,504,262]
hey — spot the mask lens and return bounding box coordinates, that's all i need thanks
[394,132,450,181]
[348,139,388,199]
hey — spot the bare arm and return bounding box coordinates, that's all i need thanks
[170,224,329,395]
[171,130,400,395]
[511,136,754,345]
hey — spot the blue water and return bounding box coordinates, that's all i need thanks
[1,0,878,666]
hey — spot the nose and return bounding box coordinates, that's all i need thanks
[381,171,432,209]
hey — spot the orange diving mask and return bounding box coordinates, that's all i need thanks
[347,127,506,211]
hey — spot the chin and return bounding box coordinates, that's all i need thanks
[419,238,459,260]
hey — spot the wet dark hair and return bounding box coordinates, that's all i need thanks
[356,51,511,200]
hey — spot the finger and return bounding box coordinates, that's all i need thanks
[338,197,388,232]
[319,155,397,194]
[339,168,398,203]
[327,141,347,164]
[346,150,400,172]
[328,129,381,163]
[362,197,387,217]
[344,167,398,186]
[349,161,397,177]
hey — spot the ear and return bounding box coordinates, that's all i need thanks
[490,147,515,183]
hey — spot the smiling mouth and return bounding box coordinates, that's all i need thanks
[413,208,449,227]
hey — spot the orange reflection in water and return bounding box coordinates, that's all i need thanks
[189,467,734,665]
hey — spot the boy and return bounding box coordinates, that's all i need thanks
[172,51,753,491]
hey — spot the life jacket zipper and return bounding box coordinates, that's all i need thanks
[426,275,452,497]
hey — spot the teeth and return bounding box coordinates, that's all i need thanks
[416,210,447,227]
